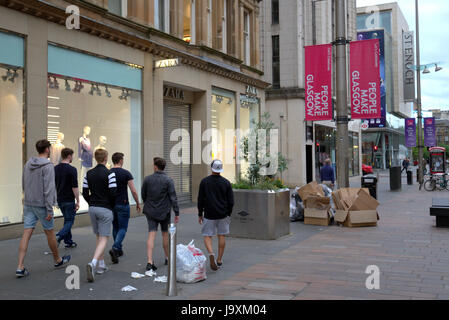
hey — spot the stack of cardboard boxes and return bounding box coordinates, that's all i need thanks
[297,183,380,227]
[299,182,333,226]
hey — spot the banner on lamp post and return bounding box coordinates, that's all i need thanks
[305,44,332,121]
[405,118,416,147]
[424,117,436,147]
[350,39,381,119]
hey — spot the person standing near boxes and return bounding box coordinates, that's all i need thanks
[320,158,335,190]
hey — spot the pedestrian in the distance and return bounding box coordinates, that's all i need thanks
[55,148,80,248]
[82,149,117,282]
[141,157,180,271]
[401,158,409,173]
[16,140,71,278]
[109,152,141,264]
[320,158,335,190]
[198,159,234,271]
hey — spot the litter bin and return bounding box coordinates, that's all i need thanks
[407,170,413,185]
[361,174,378,199]
[390,166,401,191]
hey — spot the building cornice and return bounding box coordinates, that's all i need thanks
[0,0,270,89]
[266,87,305,100]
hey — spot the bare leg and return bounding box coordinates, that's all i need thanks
[92,236,108,261]
[17,228,34,270]
[217,235,226,263]
[95,235,105,261]
[147,231,157,264]
[44,229,61,264]
[162,231,169,260]
[203,236,214,255]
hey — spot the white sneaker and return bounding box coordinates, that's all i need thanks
[96,266,109,274]
[86,263,95,282]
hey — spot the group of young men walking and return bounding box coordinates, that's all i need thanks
[16,139,234,283]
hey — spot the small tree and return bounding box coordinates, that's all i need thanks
[237,112,288,189]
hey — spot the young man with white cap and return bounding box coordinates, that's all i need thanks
[198,159,234,270]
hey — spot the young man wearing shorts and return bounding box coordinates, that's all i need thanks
[16,140,71,278]
[141,157,179,271]
[198,159,234,270]
[82,149,117,282]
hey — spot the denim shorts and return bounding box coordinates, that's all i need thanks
[23,205,54,230]
[201,217,231,236]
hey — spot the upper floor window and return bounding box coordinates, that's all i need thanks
[272,35,280,88]
[243,10,251,65]
[272,0,279,25]
[212,0,227,52]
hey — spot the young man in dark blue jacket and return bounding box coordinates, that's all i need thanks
[141,157,179,271]
[198,159,234,271]
[320,158,335,190]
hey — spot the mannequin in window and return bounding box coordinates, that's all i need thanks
[50,132,65,165]
[94,136,111,168]
[78,126,93,186]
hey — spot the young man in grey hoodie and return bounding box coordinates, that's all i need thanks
[16,140,71,278]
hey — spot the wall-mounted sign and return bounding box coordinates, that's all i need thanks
[245,85,258,97]
[402,31,415,102]
[155,58,179,69]
[240,94,259,108]
[164,86,184,101]
[361,121,369,131]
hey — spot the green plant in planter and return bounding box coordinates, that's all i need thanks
[232,112,288,190]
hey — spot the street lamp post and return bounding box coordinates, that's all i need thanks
[415,0,424,188]
[335,0,349,188]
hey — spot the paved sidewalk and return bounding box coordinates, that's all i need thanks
[1,174,448,300]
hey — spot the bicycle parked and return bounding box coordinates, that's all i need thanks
[424,173,449,191]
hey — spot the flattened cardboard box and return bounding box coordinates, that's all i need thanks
[304,208,332,226]
[304,196,330,210]
[335,210,379,227]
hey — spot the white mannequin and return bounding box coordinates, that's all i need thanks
[94,136,111,168]
[50,132,65,165]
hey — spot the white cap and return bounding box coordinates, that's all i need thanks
[211,159,224,173]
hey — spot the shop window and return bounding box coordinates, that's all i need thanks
[211,88,236,183]
[239,94,260,178]
[47,76,142,215]
[0,66,23,225]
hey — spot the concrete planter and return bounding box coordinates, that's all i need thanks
[229,189,290,240]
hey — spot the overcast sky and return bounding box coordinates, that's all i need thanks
[357,0,449,111]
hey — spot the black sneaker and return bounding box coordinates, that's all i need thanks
[109,249,119,264]
[146,262,157,271]
[65,242,77,248]
[217,261,223,268]
[16,268,29,278]
[54,255,71,268]
[118,250,124,257]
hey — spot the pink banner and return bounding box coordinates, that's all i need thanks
[350,39,381,119]
[305,44,333,121]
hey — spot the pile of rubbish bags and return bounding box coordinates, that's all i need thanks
[290,184,334,222]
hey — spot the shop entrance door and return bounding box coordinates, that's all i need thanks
[163,104,192,204]
[306,145,313,183]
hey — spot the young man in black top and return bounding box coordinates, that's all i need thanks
[109,152,141,264]
[141,157,179,271]
[55,148,80,248]
[82,149,117,282]
[198,159,234,271]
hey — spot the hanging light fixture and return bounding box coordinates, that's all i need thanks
[119,88,126,100]
[105,86,112,98]
[435,64,443,72]
[423,66,430,74]
[96,84,102,96]
[48,76,55,89]
[89,84,95,95]
[65,79,71,91]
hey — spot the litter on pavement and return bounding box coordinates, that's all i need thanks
[131,272,145,279]
[121,285,138,292]
[154,275,167,283]
[145,270,157,277]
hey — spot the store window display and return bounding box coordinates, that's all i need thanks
[239,94,260,178]
[211,88,236,183]
[47,76,142,214]
[0,67,23,225]
[50,132,65,165]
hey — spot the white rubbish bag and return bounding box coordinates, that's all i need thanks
[176,240,207,283]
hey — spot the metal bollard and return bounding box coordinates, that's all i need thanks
[166,223,177,296]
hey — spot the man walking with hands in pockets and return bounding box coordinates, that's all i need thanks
[198,159,234,271]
